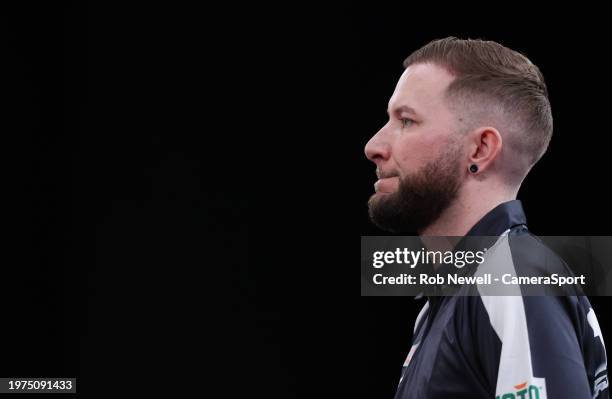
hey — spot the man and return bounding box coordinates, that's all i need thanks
[364,37,608,399]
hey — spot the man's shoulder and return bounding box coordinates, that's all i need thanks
[506,231,576,278]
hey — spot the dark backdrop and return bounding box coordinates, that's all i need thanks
[5,2,88,385]
[6,3,250,397]
[5,3,612,399]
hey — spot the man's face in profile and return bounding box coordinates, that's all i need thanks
[365,63,466,233]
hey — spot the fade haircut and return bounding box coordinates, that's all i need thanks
[403,37,553,184]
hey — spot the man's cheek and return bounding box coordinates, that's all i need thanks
[396,134,439,164]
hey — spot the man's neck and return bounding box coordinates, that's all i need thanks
[419,192,516,237]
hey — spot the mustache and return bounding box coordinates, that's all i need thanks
[376,168,399,179]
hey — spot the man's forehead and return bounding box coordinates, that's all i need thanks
[388,63,455,111]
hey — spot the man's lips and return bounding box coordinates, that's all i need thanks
[374,175,399,193]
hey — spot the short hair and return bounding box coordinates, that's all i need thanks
[403,37,553,183]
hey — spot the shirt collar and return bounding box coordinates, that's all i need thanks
[464,200,527,236]
[414,200,528,300]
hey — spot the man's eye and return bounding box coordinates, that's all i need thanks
[400,118,415,128]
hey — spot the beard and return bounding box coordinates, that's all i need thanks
[368,144,463,233]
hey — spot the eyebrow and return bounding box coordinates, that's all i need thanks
[387,105,419,117]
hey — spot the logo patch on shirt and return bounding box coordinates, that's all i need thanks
[495,378,546,399]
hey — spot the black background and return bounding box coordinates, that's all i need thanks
[5,3,612,398]
[6,2,250,397]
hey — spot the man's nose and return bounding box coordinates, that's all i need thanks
[364,127,391,163]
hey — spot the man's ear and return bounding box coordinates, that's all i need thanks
[467,127,503,173]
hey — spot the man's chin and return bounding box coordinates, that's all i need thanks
[368,193,386,210]
[370,190,396,202]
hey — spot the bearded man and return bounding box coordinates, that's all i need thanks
[365,37,608,399]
